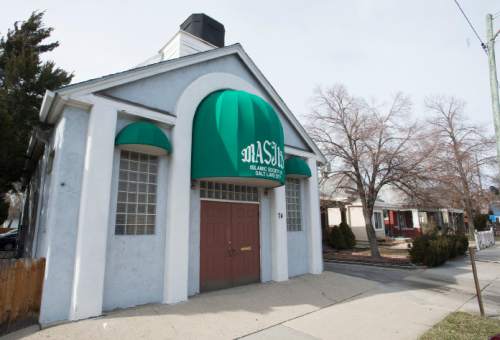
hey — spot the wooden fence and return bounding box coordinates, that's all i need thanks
[0,258,45,335]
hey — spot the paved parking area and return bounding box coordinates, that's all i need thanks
[3,244,499,340]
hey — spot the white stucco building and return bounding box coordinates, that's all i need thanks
[21,14,326,325]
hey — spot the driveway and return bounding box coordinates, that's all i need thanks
[3,244,500,340]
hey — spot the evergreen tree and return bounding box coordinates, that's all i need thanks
[339,222,356,248]
[329,226,348,250]
[0,11,72,221]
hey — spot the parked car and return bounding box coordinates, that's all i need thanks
[0,229,17,251]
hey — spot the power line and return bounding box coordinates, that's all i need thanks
[452,0,487,53]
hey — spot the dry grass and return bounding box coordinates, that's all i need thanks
[420,312,500,340]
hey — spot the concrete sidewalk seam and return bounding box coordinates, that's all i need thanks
[455,279,495,316]
[235,290,370,339]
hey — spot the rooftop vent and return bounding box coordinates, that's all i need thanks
[180,13,225,47]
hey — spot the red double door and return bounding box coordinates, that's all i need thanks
[200,201,260,292]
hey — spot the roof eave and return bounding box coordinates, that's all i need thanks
[40,90,93,124]
[45,43,326,162]
[39,90,56,122]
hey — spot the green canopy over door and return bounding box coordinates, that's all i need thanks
[115,121,172,156]
[191,90,285,187]
[285,156,312,178]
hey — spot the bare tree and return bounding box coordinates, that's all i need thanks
[308,85,430,257]
[426,96,496,239]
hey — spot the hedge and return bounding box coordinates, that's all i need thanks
[409,233,468,267]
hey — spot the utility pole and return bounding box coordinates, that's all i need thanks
[486,14,500,175]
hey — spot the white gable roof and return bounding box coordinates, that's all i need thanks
[41,43,325,163]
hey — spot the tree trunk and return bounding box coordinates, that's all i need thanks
[450,132,476,240]
[458,169,475,240]
[463,194,476,240]
[362,204,381,258]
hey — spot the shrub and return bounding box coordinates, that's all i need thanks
[329,226,348,250]
[455,234,469,255]
[322,226,330,245]
[428,237,450,267]
[446,235,458,259]
[409,234,432,264]
[410,233,468,267]
[339,222,356,248]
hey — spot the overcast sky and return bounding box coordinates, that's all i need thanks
[1,0,499,128]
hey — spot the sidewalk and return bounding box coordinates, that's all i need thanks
[3,244,499,340]
[264,247,499,340]
[3,272,377,340]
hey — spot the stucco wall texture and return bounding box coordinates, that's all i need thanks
[38,107,89,324]
[36,55,314,324]
[103,55,311,152]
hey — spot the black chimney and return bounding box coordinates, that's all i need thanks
[180,14,225,48]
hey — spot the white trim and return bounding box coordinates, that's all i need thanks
[304,158,323,274]
[45,95,93,124]
[200,198,260,205]
[270,185,288,281]
[82,94,176,127]
[285,146,318,160]
[40,91,55,122]
[70,97,117,321]
[162,72,259,304]
[41,44,325,162]
[57,46,243,97]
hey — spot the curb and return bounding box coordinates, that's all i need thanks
[324,259,421,270]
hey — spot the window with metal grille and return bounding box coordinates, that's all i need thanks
[286,178,302,231]
[199,181,258,202]
[115,150,158,235]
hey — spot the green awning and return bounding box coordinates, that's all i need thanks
[115,121,171,156]
[191,90,285,187]
[285,157,311,178]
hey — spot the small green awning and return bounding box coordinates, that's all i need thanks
[115,121,171,156]
[285,157,311,178]
[191,90,285,187]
